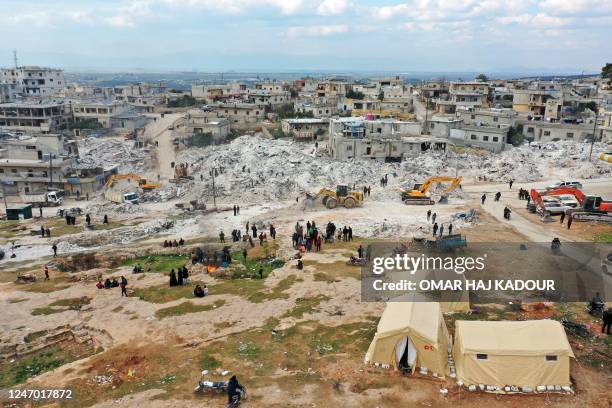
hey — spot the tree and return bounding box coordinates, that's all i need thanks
[290,89,298,98]
[346,90,365,100]
[601,63,612,84]
[507,125,524,146]
[475,74,488,82]
[378,90,385,101]
[190,132,214,147]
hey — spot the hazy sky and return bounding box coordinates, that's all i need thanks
[1,0,610,73]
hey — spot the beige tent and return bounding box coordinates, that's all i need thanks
[453,320,574,389]
[365,302,450,376]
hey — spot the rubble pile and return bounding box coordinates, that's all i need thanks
[76,137,150,173]
[177,137,610,205]
[86,202,146,219]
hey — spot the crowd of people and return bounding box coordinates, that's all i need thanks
[163,238,185,247]
[96,275,128,296]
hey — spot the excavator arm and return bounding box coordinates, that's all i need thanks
[415,176,463,194]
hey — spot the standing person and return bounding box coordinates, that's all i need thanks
[39,206,43,218]
[258,266,264,279]
[427,210,431,221]
[233,205,237,216]
[358,244,365,259]
[44,265,50,281]
[236,205,240,215]
[481,194,487,205]
[252,224,257,238]
[169,270,178,286]
[85,214,91,226]
[448,223,453,235]
[431,213,437,224]
[316,235,322,251]
[432,223,439,236]
[602,308,612,335]
[219,230,225,243]
[41,225,45,238]
[567,215,573,230]
[348,226,353,241]
[120,276,128,297]
[439,224,444,237]
[103,214,108,224]
[560,212,566,224]
[52,243,57,257]
[177,268,184,286]
[509,180,513,189]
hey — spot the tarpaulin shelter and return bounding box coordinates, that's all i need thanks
[453,320,574,389]
[365,302,450,376]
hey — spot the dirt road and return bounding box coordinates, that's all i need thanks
[144,113,184,180]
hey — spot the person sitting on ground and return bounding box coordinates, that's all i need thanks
[173,239,179,247]
[193,284,205,298]
[111,278,119,288]
[179,238,185,246]
[169,269,178,287]
[163,240,169,248]
[104,278,112,289]
[96,279,104,289]
[203,285,209,296]
[297,259,304,270]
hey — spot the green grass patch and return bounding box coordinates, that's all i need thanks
[18,280,71,293]
[155,300,226,319]
[31,297,91,315]
[199,353,222,371]
[230,252,285,279]
[120,254,190,273]
[282,295,330,319]
[0,343,96,388]
[595,231,612,243]
[210,275,299,303]
[133,282,203,304]
[24,330,49,343]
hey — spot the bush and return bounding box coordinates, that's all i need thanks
[168,95,197,108]
[70,118,103,130]
[191,132,214,147]
[346,90,365,100]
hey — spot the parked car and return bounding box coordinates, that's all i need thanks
[541,201,572,215]
[553,194,580,208]
[546,181,583,190]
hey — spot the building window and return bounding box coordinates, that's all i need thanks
[0,169,4,173]
[26,145,36,150]
[546,355,558,362]
[566,132,574,138]
[528,127,534,133]
[11,169,17,173]
[493,137,499,142]
[476,354,488,360]
[392,146,397,151]
[483,136,489,141]
[493,117,498,122]
[430,123,435,129]
[543,131,550,136]
[471,115,475,119]
[470,134,477,140]
[346,145,352,151]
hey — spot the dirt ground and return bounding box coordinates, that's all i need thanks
[1,148,611,407]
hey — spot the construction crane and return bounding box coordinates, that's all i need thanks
[105,173,161,191]
[530,187,611,222]
[401,176,463,205]
[306,185,363,209]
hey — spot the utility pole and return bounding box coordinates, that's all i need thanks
[588,113,598,162]
[13,49,18,68]
[1,183,7,209]
[48,153,53,188]
[424,96,430,135]
[210,168,217,209]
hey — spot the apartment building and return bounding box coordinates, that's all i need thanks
[0,66,65,98]
[328,117,446,161]
[191,83,245,101]
[208,103,266,124]
[245,89,290,107]
[0,101,71,133]
[449,126,508,153]
[281,118,329,141]
[185,109,230,141]
[522,121,596,142]
[294,99,337,118]
[457,108,516,128]
[0,133,76,196]
[435,82,490,114]
[512,89,563,117]
[71,100,130,128]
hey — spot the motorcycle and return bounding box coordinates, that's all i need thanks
[194,377,227,394]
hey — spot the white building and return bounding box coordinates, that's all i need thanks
[450,126,508,153]
[0,101,70,133]
[185,109,231,141]
[281,118,329,141]
[522,121,597,142]
[0,66,65,98]
[71,100,130,128]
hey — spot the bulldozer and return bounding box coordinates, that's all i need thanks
[306,185,363,209]
[105,173,161,192]
[401,176,462,205]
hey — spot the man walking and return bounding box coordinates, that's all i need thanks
[120,276,128,297]
[481,194,486,205]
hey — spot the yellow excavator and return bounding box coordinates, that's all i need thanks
[401,176,462,205]
[306,185,363,209]
[105,173,161,191]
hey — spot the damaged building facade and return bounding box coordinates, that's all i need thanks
[329,117,447,161]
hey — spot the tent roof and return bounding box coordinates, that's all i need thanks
[375,302,442,344]
[455,320,574,357]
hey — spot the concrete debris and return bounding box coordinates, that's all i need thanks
[76,137,150,173]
